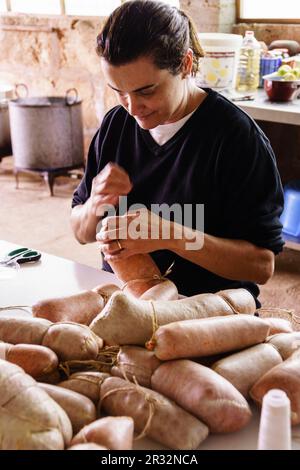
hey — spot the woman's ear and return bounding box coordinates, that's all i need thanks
[181,48,194,78]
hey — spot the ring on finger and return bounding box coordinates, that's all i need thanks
[116,239,123,251]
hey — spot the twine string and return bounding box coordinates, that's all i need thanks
[58,346,120,377]
[145,300,159,351]
[121,260,175,292]
[100,382,163,441]
[59,358,115,377]
[68,373,109,386]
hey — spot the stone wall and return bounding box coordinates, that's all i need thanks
[181,0,235,33]
[232,23,300,45]
[0,1,236,154]
[0,13,118,152]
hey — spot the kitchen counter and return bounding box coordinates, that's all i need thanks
[227,89,300,126]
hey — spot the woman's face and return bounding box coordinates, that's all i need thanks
[101,55,190,129]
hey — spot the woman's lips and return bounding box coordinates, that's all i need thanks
[136,112,154,119]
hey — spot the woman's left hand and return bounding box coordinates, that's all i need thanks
[96,209,175,261]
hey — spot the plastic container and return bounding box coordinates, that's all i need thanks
[259,55,282,87]
[197,33,243,89]
[236,31,261,92]
[280,180,300,239]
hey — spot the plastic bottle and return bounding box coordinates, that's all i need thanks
[236,31,261,92]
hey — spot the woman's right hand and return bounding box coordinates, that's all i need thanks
[89,162,132,217]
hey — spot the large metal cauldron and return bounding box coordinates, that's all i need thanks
[9,86,84,171]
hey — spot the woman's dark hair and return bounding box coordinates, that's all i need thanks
[96,0,204,76]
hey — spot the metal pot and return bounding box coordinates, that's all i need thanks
[0,100,12,157]
[9,85,84,170]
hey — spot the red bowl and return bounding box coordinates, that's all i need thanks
[263,74,300,102]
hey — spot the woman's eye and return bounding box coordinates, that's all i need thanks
[116,89,154,98]
[139,90,154,97]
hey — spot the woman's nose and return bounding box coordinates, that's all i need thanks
[126,95,142,116]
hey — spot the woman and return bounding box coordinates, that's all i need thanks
[71,0,284,306]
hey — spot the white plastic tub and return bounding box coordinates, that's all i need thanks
[197,33,243,89]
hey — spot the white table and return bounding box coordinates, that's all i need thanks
[0,240,121,306]
[234,89,300,126]
[1,239,300,451]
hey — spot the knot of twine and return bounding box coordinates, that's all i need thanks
[121,260,175,293]
[60,346,120,377]
[99,375,164,441]
[145,301,159,351]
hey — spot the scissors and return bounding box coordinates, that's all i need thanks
[0,247,42,265]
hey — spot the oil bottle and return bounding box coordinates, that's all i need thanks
[236,31,261,92]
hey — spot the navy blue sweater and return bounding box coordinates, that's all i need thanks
[72,88,284,305]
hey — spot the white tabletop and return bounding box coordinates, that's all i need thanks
[1,239,300,450]
[231,89,300,126]
[0,240,121,306]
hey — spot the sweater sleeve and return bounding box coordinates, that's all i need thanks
[218,122,284,254]
[71,106,121,208]
[71,129,100,208]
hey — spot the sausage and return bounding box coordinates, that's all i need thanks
[140,279,178,301]
[212,343,282,397]
[111,346,161,388]
[90,288,257,346]
[68,443,108,450]
[100,376,209,449]
[150,315,270,360]
[0,360,72,450]
[71,417,134,450]
[260,317,293,335]
[110,254,178,299]
[32,283,120,324]
[39,383,97,434]
[250,350,300,425]
[59,371,110,404]
[42,323,103,361]
[0,342,58,379]
[151,360,252,433]
[266,332,300,360]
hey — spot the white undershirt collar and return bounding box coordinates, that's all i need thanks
[149,108,197,146]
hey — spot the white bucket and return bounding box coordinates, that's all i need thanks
[197,33,243,89]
